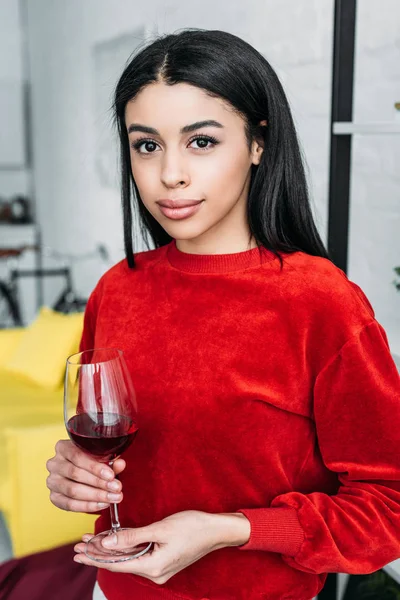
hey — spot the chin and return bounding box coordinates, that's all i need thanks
[161,221,209,242]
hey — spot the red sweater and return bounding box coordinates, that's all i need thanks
[79,240,400,600]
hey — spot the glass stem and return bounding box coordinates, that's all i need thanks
[108,460,121,533]
[109,503,121,533]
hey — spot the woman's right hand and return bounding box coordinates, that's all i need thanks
[46,440,125,513]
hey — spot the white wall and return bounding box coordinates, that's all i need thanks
[24,0,400,355]
[348,0,400,357]
[0,0,23,79]
[0,0,30,198]
[25,0,333,298]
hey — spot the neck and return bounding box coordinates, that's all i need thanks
[175,233,257,256]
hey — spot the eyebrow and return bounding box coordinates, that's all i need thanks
[127,120,224,136]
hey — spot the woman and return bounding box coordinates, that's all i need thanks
[46,29,400,600]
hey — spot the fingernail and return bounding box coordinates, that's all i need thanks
[74,556,82,563]
[102,534,117,548]
[101,468,113,480]
[97,503,109,509]
[107,481,120,492]
[107,493,121,502]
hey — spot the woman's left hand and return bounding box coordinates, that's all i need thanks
[74,510,250,585]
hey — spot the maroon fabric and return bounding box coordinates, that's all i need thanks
[0,543,96,600]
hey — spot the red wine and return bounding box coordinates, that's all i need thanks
[67,412,138,460]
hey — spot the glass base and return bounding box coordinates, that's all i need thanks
[85,528,153,563]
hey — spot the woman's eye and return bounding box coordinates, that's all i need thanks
[189,136,219,150]
[131,135,219,155]
[132,140,159,155]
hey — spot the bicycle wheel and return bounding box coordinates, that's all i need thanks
[0,281,23,328]
[53,289,87,314]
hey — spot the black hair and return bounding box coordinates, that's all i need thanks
[113,28,330,268]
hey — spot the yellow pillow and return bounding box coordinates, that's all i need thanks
[4,306,84,390]
[0,328,25,368]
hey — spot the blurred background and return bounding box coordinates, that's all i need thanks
[0,0,399,352]
[0,1,399,599]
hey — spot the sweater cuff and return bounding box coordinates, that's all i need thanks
[236,507,304,556]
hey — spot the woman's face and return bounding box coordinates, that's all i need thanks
[125,81,264,253]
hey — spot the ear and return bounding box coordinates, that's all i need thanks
[250,119,267,166]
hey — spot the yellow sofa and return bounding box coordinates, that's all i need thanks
[0,309,96,557]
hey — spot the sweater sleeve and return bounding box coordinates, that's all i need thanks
[79,291,97,352]
[237,319,400,574]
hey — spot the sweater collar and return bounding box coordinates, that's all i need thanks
[166,239,275,273]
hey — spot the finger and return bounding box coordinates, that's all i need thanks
[73,553,99,567]
[73,546,157,574]
[74,534,94,548]
[112,458,126,476]
[55,440,115,481]
[51,461,122,494]
[47,474,123,505]
[102,525,159,550]
[50,490,110,513]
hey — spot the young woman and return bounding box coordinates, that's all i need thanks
[46,29,400,600]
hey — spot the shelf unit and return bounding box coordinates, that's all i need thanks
[323,1,400,599]
[0,222,40,323]
[333,121,400,135]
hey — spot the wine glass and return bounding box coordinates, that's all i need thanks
[64,347,152,563]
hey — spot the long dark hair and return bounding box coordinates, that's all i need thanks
[114,28,330,268]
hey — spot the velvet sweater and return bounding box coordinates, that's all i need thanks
[79,240,400,600]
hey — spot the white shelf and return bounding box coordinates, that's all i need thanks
[0,222,36,228]
[333,121,400,135]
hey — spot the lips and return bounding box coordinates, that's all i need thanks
[157,200,204,220]
[157,199,203,209]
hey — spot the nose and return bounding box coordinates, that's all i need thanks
[160,149,190,188]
